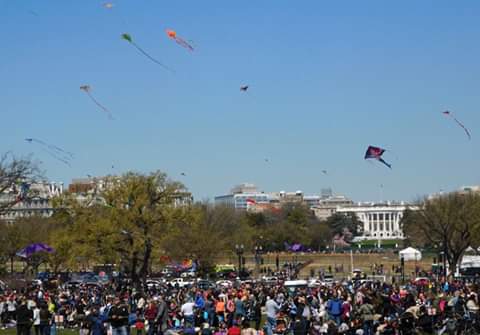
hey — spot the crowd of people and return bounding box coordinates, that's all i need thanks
[0,272,480,335]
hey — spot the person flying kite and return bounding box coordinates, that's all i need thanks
[166,29,194,52]
[364,145,392,169]
[122,33,173,72]
[443,110,471,140]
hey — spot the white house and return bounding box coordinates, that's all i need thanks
[337,201,417,241]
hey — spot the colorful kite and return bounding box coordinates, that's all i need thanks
[122,33,173,72]
[25,138,73,166]
[240,85,249,92]
[166,29,194,52]
[364,145,392,169]
[443,111,471,140]
[80,85,113,120]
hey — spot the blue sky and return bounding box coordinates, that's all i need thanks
[2,0,479,202]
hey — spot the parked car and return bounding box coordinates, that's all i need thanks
[196,279,215,290]
[215,280,233,289]
[169,277,193,288]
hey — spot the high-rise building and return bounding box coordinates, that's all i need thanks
[215,183,269,210]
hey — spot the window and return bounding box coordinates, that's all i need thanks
[380,223,383,231]
[373,214,377,221]
[374,223,377,231]
[385,213,390,220]
[379,213,384,221]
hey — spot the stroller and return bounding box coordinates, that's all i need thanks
[275,315,290,335]
[398,312,416,335]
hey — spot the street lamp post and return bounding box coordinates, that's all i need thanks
[235,244,244,277]
[254,245,263,278]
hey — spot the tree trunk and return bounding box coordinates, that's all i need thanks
[139,238,152,290]
[131,251,139,289]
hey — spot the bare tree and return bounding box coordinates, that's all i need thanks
[0,153,42,216]
[402,192,480,275]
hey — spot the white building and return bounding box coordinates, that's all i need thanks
[0,182,64,223]
[215,183,269,210]
[312,195,354,221]
[336,202,416,240]
[69,176,193,208]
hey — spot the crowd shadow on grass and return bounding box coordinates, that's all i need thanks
[0,330,77,335]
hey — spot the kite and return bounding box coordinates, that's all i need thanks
[443,111,471,140]
[264,158,269,163]
[122,33,173,72]
[364,145,392,169]
[80,85,113,120]
[25,138,73,166]
[166,29,194,52]
[103,2,114,9]
[240,85,249,92]
[180,172,186,176]
[321,170,328,175]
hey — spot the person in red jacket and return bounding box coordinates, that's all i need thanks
[144,301,158,335]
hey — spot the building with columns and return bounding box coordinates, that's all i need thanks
[336,201,417,240]
[0,181,64,223]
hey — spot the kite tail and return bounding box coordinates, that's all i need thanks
[87,92,114,119]
[132,42,175,73]
[40,148,72,167]
[378,158,392,169]
[453,117,472,140]
[47,144,74,159]
[176,38,194,52]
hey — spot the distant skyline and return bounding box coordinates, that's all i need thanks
[2,0,479,203]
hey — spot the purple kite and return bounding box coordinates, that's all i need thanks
[364,145,391,169]
[16,243,54,258]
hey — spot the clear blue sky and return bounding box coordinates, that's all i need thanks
[2,0,479,202]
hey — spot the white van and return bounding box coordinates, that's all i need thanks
[284,280,307,294]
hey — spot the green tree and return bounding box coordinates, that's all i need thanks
[402,192,480,274]
[163,204,232,275]
[0,216,52,273]
[325,212,361,242]
[101,171,185,287]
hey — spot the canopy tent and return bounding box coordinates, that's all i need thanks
[16,243,54,258]
[399,247,422,261]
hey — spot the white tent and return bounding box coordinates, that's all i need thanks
[399,247,422,261]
